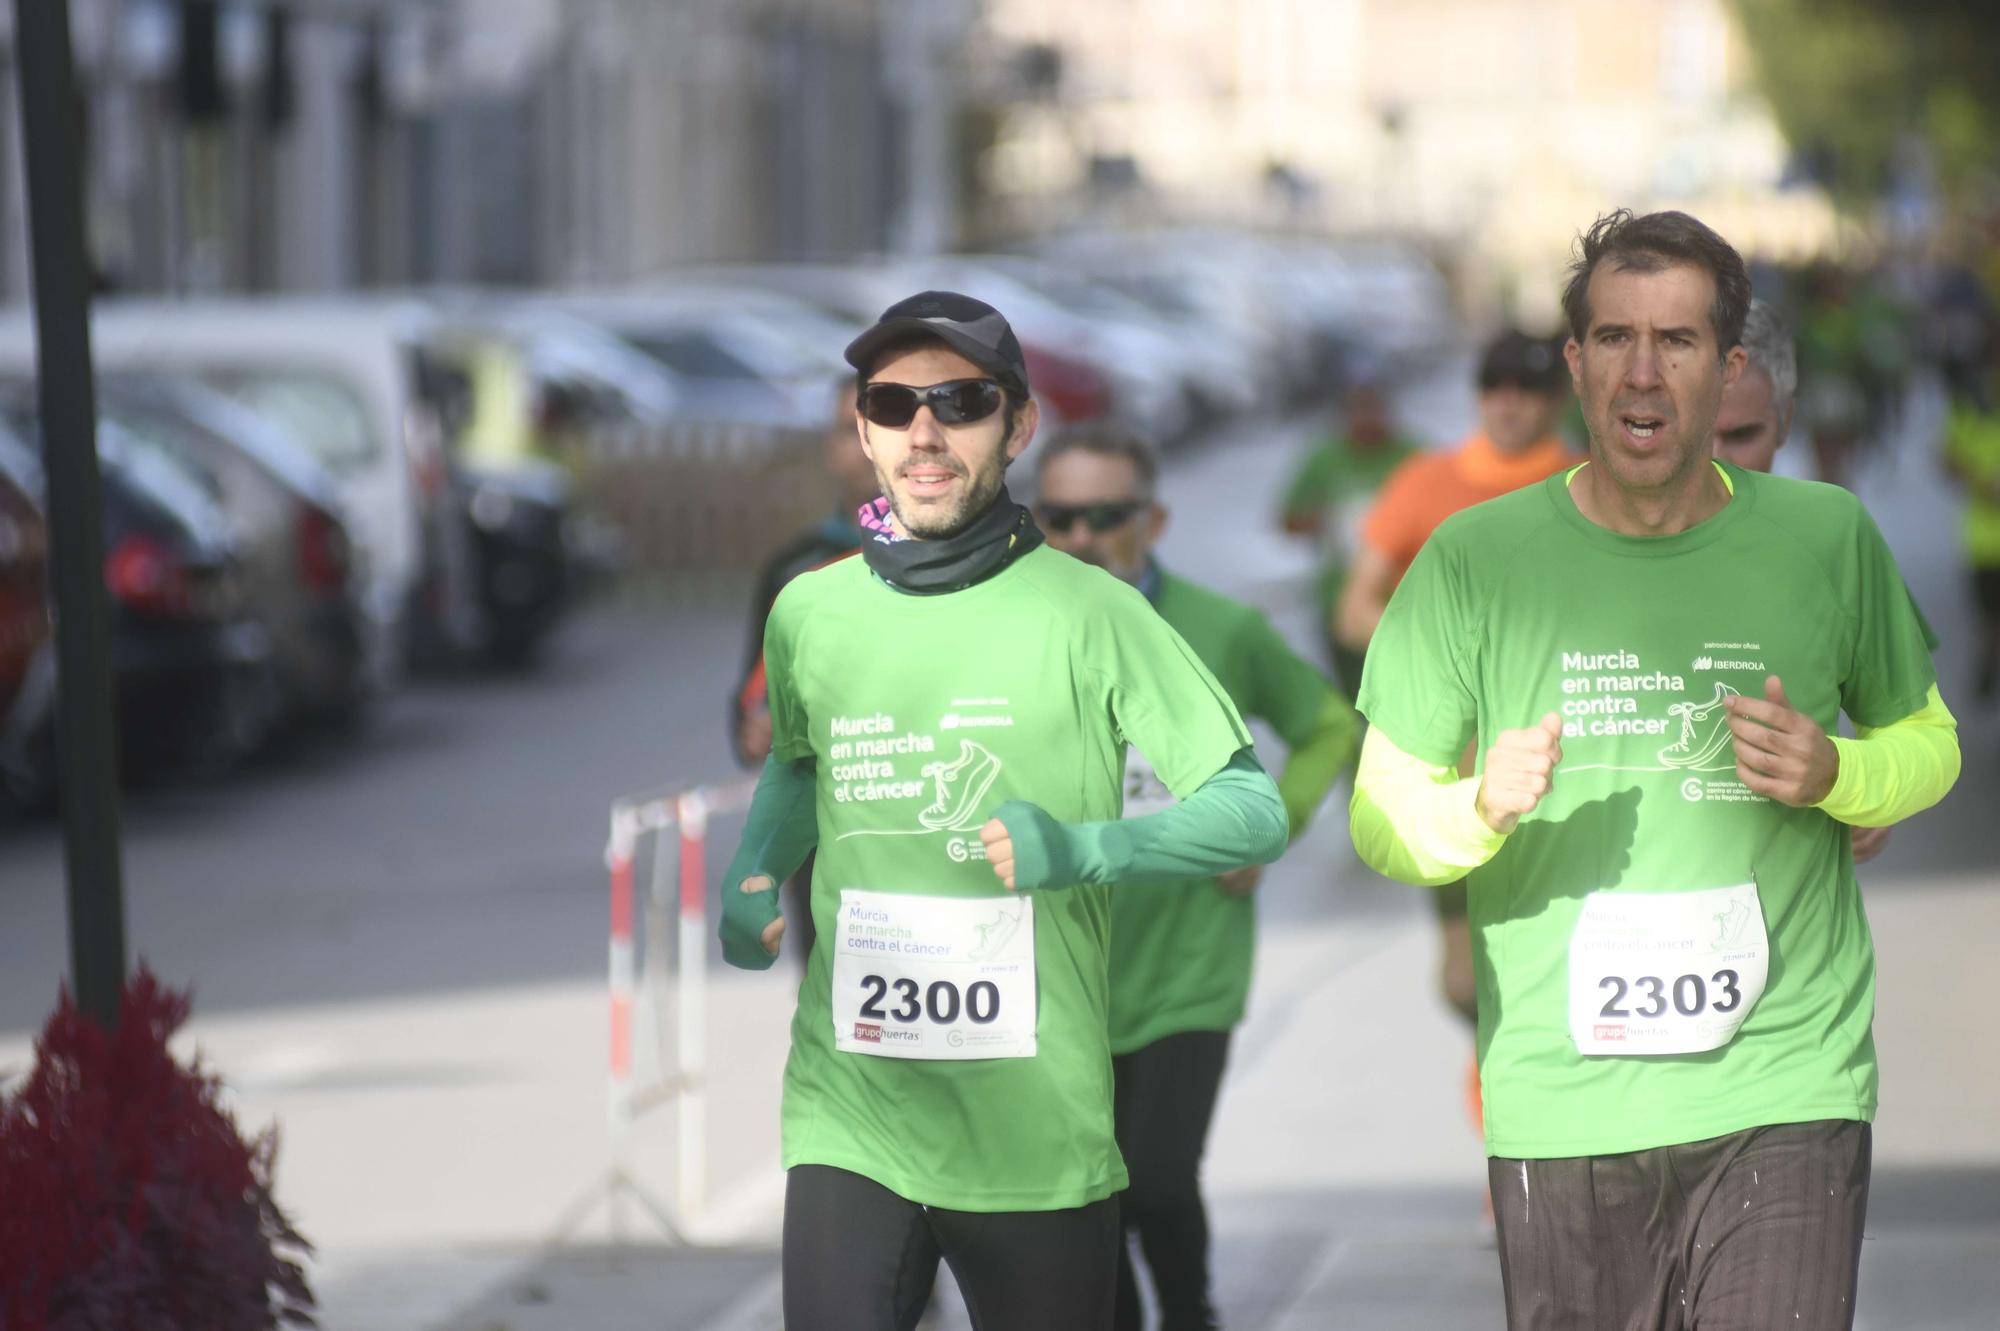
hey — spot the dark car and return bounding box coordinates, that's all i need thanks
[0,406,274,782]
[414,343,576,667]
[93,377,370,724]
[0,426,51,806]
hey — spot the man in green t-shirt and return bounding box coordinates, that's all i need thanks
[1351,210,1960,1330]
[1277,380,1417,697]
[717,290,1289,1331]
[1033,421,1358,1331]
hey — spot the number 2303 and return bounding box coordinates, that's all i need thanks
[1599,970,1742,1020]
[859,975,1001,1025]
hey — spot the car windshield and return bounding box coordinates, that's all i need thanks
[624,330,763,381]
[202,370,379,476]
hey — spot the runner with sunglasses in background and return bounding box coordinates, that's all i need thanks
[716,290,1288,1330]
[1034,421,1358,1331]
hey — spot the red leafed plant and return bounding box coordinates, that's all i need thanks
[0,965,315,1330]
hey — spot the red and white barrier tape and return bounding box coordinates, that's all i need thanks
[604,776,755,1231]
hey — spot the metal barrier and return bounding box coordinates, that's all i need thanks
[552,774,757,1244]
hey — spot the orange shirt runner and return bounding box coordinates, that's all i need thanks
[1361,433,1578,585]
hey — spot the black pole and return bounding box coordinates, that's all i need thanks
[13,0,127,1028]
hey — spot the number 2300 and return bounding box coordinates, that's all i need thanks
[859,975,1001,1025]
[1599,970,1742,1020]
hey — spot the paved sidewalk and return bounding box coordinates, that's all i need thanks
[428,823,2000,1330]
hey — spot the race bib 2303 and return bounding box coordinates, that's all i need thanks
[1568,882,1768,1057]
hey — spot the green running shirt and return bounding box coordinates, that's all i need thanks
[1109,571,1343,1053]
[763,544,1252,1210]
[1356,464,1937,1159]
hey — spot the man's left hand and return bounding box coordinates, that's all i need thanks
[1218,865,1265,896]
[1725,675,1839,807]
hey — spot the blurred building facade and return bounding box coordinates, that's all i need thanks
[0,0,928,299]
[981,0,1843,320]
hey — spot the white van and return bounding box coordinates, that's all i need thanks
[0,297,477,687]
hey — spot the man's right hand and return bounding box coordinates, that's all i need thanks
[1476,712,1564,835]
[720,874,785,970]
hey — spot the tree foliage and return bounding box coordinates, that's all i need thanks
[1733,0,2000,204]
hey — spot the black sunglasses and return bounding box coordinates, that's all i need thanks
[1036,499,1149,534]
[860,378,1006,428]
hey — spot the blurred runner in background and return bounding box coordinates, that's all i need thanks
[1795,261,1911,489]
[730,379,875,966]
[1942,342,2000,709]
[1334,329,1577,1204]
[1277,380,1417,698]
[1037,422,1359,1331]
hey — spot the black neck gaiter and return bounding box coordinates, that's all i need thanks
[856,487,1045,595]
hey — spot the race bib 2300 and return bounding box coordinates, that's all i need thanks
[831,889,1037,1060]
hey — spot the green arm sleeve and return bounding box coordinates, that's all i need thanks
[1816,685,1961,828]
[1276,694,1360,839]
[1349,725,1507,887]
[717,755,819,970]
[992,748,1289,890]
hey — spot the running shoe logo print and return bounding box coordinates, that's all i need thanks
[1712,895,1755,949]
[919,740,1003,831]
[1658,683,1740,769]
[967,899,1026,962]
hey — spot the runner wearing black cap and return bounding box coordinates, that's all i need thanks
[716,291,1289,1330]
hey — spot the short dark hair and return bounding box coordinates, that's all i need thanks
[1561,209,1751,359]
[1034,420,1160,496]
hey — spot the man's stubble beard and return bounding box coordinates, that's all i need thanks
[878,454,1008,540]
[1585,407,1715,497]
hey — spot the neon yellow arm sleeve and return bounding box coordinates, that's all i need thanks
[1816,685,1961,828]
[1349,726,1507,887]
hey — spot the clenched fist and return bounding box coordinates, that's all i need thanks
[1477,712,1564,835]
[981,817,1018,889]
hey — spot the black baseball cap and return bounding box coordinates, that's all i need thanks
[844,291,1032,398]
[1478,328,1566,393]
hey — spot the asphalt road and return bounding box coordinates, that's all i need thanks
[2,369,1995,1330]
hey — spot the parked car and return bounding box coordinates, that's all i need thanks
[528,283,854,432]
[0,402,274,781]
[0,298,482,683]
[410,339,579,667]
[92,376,370,723]
[0,423,51,806]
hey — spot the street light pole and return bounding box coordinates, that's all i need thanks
[13,0,129,1029]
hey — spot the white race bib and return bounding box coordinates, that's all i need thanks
[1568,882,1768,1056]
[832,889,1037,1060]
